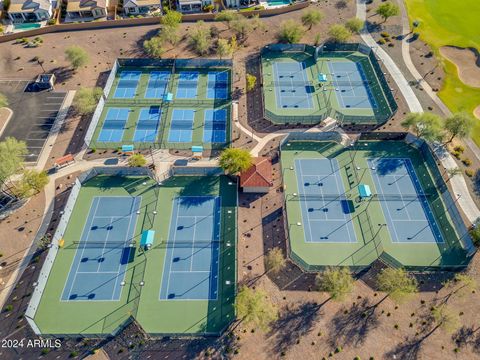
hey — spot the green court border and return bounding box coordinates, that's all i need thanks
[90,66,232,151]
[31,175,237,336]
[281,140,469,271]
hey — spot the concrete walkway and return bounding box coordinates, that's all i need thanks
[356,0,423,113]
[356,0,480,226]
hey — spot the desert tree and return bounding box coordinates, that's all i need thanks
[246,73,257,92]
[328,24,352,43]
[0,137,27,192]
[265,247,286,274]
[376,268,418,304]
[444,112,474,144]
[143,36,165,58]
[215,10,237,29]
[216,38,233,59]
[219,148,253,175]
[235,285,278,331]
[316,267,354,302]
[128,154,147,167]
[301,10,324,30]
[441,273,477,303]
[189,21,212,56]
[65,46,89,70]
[73,87,102,115]
[401,112,444,142]
[161,9,182,29]
[430,305,461,335]
[0,93,8,108]
[376,2,400,23]
[277,20,306,44]
[345,17,364,34]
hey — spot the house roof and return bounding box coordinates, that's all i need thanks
[9,0,50,13]
[240,157,273,188]
[123,0,159,7]
[67,0,106,11]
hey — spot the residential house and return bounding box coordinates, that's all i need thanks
[7,0,53,23]
[176,0,212,13]
[66,0,107,21]
[123,0,161,15]
[239,157,274,193]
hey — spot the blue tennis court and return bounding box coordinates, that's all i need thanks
[328,61,376,109]
[273,61,313,109]
[113,71,141,99]
[207,71,228,99]
[295,158,357,243]
[176,72,199,99]
[145,71,170,99]
[98,108,130,142]
[160,196,220,300]
[368,158,443,244]
[168,109,194,143]
[203,109,227,143]
[133,107,161,142]
[61,196,141,301]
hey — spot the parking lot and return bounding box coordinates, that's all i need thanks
[0,80,66,163]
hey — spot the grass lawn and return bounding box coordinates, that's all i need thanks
[404,0,480,145]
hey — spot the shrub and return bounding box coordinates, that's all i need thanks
[453,145,465,153]
[378,38,386,45]
[462,158,472,166]
[4,305,13,312]
[465,169,474,177]
[47,19,56,25]
[471,226,480,246]
[380,31,390,38]
[451,150,461,159]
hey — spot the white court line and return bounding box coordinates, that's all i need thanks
[296,159,314,243]
[164,199,181,298]
[190,216,198,271]
[330,159,355,243]
[63,197,101,301]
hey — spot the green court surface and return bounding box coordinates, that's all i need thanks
[281,140,470,271]
[31,175,237,336]
[90,66,232,151]
[261,48,395,126]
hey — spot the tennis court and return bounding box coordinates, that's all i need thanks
[168,109,194,143]
[203,109,227,143]
[145,71,170,99]
[113,71,141,99]
[328,61,377,109]
[61,196,141,301]
[176,72,199,99]
[160,196,221,300]
[368,158,444,244]
[273,61,313,109]
[133,107,161,142]
[207,71,229,99]
[295,158,357,243]
[98,108,130,142]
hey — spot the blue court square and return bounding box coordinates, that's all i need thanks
[295,158,357,243]
[328,61,377,109]
[114,71,141,99]
[61,196,141,301]
[159,196,221,300]
[273,61,313,109]
[145,71,170,99]
[133,107,161,142]
[203,109,227,143]
[176,72,199,99]
[207,71,228,99]
[168,109,194,143]
[368,158,443,244]
[98,108,130,142]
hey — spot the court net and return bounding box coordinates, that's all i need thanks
[71,240,135,249]
[291,193,432,201]
[331,80,373,87]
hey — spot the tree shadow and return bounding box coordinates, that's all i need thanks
[328,298,381,348]
[472,169,480,197]
[385,336,423,360]
[268,301,322,355]
[50,66,75,83]
[452,325,480,353]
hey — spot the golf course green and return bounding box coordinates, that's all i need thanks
[405,0,480,145]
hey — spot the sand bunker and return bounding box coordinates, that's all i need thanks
[440,46,480,88]
[474,105,480,120]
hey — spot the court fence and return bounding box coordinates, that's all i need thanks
[261,42,398,126]
[172,166,224,176]
[279,130,349,147]
[84,96,105,148]
[25,178,83,335]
